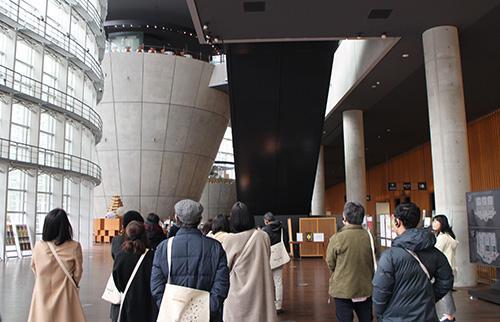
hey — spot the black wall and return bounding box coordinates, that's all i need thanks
[227,42,337,216]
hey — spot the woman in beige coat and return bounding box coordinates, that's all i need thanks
[222,202,278,322]
[432,214,459,322]
[28,208,86,322]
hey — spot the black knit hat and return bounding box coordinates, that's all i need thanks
[122,210,144,229]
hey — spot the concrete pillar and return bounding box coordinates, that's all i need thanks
[342,110,367,208]
[423,25,475,287]
[311,145,325,216]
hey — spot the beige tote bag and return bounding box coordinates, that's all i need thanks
[157,237,210,322]
[270,228,290,270]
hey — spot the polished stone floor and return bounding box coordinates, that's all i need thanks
[1,244,499,322]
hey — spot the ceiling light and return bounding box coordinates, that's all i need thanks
[386,128,391,133]
[371,85,377,88]
[402,53,410,58]
[205,35,210,39]
[323,131,327,134]
[213,38,219,43]
[203,24,209,31]
[381,32,387,39]
[146,25,149,28]
[154,25,157,29]
[376,81,380,85]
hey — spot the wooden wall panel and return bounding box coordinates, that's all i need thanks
[324,108,500,283]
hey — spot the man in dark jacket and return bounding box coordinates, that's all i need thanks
[151,199,230,322]
[144,212,166,250]
[373,202,453,322]
[262,212,289,313]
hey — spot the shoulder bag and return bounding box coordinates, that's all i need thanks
[101,249,149,306]
[270,228,291,270]
[367,229,377,271]
[156,237,210,322]
[404,249,431,279]
[47,241,79,289]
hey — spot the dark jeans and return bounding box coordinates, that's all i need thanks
[334,297,373,322]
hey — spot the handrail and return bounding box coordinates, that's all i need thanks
[72,0,102,34]
[106,42,213,62]
[0,0,103,82]
[0,64,102,142]
[0,138,101,185]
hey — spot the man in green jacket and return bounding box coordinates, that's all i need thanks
[326,202,375,322]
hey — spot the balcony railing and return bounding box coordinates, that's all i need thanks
[0,65,102,143]
[71,0,103,36]
[0,0,103,83]
[0,138,101,185]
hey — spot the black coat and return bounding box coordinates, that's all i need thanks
[145,221,166,250]
[110,235,125,322]
[372,228,453,322]
[151,228,230,322]
[113,250,158,322]
[262,221,290,252]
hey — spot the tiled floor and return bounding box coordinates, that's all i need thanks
[1,244,499,322]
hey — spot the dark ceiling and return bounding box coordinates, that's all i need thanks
[107,0,193,28]
[188,0,500,43]
[322,3,500,187]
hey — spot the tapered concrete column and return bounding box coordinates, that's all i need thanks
[423,25,475,287]
[311,145,325,216]
[342,110,366,208]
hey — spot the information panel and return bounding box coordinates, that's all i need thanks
[467,189,500,267]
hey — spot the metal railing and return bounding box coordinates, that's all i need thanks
[72,0,102,36]
[106,42,215,62]
[210,161,235,180]
[0,138,101,185]
[0,0,103,82]
[0,64,102,142]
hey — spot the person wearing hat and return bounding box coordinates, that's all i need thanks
[110,210,145,322]
[151,199,230,322]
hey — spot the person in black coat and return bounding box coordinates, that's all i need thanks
[110,211,144,322]
[372,202,453,322]
[262,212,289,313]
[144,213,166,250]
[151,199,230,322]
[113,221,158,322]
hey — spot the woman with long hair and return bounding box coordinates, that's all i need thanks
[28,208,86,322]
[222,202,278,322]
[113,220,157,322]
[207,214,231,243]
[432,214,458,322]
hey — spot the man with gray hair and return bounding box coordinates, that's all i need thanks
[325,202,375,322]
[151,199,230,322]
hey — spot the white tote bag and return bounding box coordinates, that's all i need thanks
[270,228,291,270]
[157,237,210,322]
[101,249,149,305]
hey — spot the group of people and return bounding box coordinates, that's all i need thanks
[26,199,460,322]
[326,201,458,322]
[27,200,285,322]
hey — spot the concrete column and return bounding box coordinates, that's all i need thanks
[342,110,367,208]
[423,25,475,287]
[311,145,325,216]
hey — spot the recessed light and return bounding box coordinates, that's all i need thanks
[203,24,209,30]
[323,130,327,134]
[402,53,410,58]
[386,128,391,133]
[376,81,380,85]
[381,32,387,39]
[371,85,377,88]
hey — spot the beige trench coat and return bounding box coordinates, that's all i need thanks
[222,229,278,322]
[28,240,86,322]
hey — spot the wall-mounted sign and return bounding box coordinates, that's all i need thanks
[418,182,427,190]
[388,182,397,191]
[403,182,412,191]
